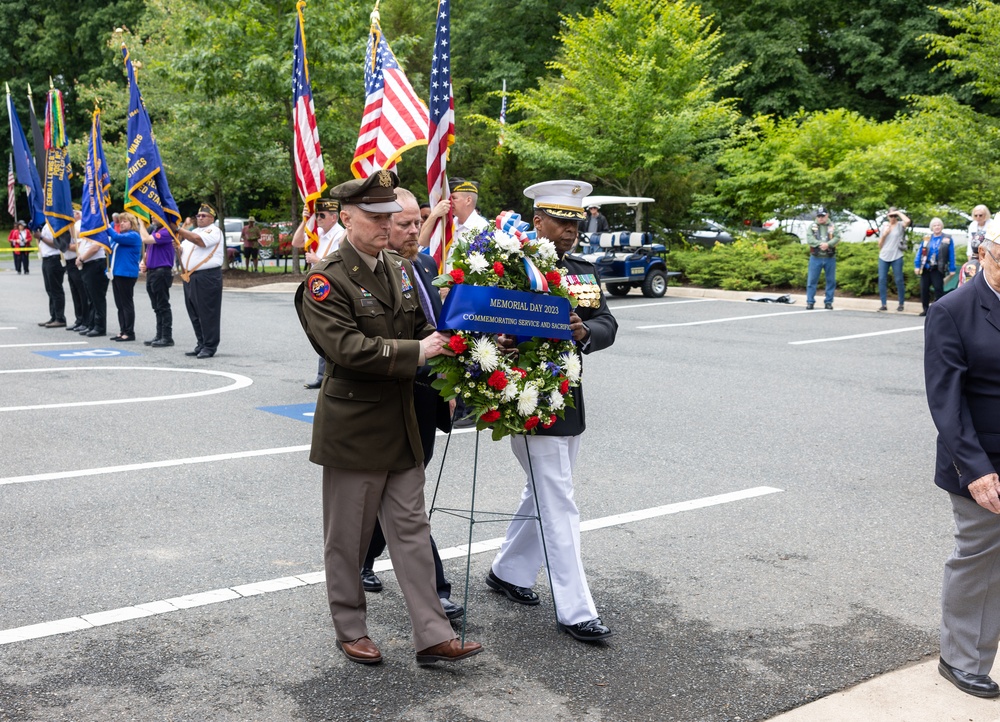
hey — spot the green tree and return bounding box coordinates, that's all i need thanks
[482,0,742,228]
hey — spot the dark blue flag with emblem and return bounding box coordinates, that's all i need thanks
[5,86,46,230]
[122,44,181,236]
[79,109,112,251]
[43,87,74,245]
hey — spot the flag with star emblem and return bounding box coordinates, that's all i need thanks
[351,10,428,179]
[6,155,15,219]
[425,0,454,271]
[293,0,327,247]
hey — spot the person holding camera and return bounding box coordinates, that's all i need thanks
[878,207,910,312]
[915,217,956,317]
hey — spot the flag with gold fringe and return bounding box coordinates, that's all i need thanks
[79,109,112,252]
[43,86,74,245]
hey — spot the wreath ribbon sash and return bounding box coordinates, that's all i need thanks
[438,285,572,340]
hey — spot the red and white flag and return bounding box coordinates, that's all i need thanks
[292,1,327,247]
[6,154,15,219]
[351,11,429,179]
[425,0,455,271]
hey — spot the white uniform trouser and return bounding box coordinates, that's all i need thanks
[491,434,598,626]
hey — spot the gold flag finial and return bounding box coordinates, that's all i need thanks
[5,82,9,96]
[370,0,380,25]
[26,82,32,97]
[49,76,54,90]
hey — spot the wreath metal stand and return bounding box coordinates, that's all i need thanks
[428,427,559,643]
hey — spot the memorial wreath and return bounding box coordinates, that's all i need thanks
[429,212,583,440]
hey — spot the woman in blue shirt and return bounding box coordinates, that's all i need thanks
[915,217,956,317]
[107,212,148,341]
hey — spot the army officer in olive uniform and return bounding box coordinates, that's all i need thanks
[295,170,482,666]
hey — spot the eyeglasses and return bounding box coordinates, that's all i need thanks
[316,213,329,219]
[974,212,987,217]
[983,242,1000,266]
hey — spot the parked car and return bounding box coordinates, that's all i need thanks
[683,219,735,247]
[763,208,875,243]
[223,217,250,248]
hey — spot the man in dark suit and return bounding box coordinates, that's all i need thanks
[487,180,619,643]
[360,187,463,621]
[295,170,481,666]
[925,230,1000,698]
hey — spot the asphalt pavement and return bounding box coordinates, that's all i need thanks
[0,263,989,721]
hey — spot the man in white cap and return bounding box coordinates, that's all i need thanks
[486,179,619,643]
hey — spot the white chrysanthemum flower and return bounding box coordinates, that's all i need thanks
[470,336,500,372]
[494,232,522,255]
[535,239,558,262]
[468,252,489,274]
[548,389,565,411]
[517,383,539,416]
[501,377,520,402]
[561,351,582,383]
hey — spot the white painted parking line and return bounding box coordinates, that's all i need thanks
[0,341,88,349]
[0,445,312,486]
[0,486,782,646]
[0,327,16,331]
[608,298,718,311]
[0,428,477,487]
[639,309,816,329]
[789,326,924,346]
[0,366,253,412]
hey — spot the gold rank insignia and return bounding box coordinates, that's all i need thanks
[566,274,602,308]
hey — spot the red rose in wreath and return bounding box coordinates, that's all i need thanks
[449,268,465,284]
[493,261,505,277]
[545,271,562,287]
[448,335,468,353]
[524,415,540,430]
[487,370,508,390]
[541,414,557,429]
[480,409,501,423]
[559,378,570,394]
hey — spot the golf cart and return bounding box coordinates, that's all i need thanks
[578,195,678,298]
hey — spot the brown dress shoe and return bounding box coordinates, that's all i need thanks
[415,638,483,664]
[336,636,382,665]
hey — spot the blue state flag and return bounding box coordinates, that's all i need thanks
[122,44,181,235]
[79,110,111,251]
[6,91,45,229]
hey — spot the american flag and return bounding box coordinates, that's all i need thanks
[293,1,327,247]
[425,0,455,271]
[351,13,429,179]
[6,155,15,219]
[498,79,506,147]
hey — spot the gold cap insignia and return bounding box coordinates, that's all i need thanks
[378,169,393,187]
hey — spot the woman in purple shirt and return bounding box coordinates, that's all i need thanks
[140,221,177,346]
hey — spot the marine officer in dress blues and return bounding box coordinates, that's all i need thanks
[487,179,619,642]
[295,169,482,666]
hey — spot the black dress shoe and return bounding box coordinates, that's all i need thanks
[68,325,85,332]
[85,329,104,337]
[79,327,94,335]
[151,338,174,347]
[144,337,160,346]
[361,568,383,593]
[38,319,54,327]
[938,657,1000,698]
[441,597,464,620]
[486,570,539,605]
[557,618,613,642]
[196,349,215,359]
[304,378,322,389]
[184,347,203,357]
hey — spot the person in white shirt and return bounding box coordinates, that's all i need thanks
[292,197,345,388]
[64,209,90,332]
[418,177,489,261]
[75,221,109,337]
[36,223,67,327]
[175,203,225,359]
[968,205,991,260]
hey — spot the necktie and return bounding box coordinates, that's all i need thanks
[374,259,389,294]
[414,273,437,327]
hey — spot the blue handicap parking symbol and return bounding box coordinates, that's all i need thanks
[34,348,142,360]
[258,403,316,424]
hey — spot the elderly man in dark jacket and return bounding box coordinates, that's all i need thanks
[926,228,1000,698]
